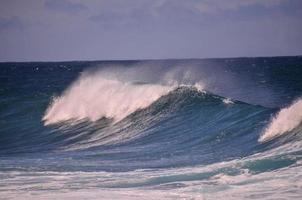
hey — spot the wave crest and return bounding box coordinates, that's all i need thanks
[42,74,177,125]
[259,98,302,142]
[42,67,206,125]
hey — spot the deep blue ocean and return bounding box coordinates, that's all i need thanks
[1,57,302,199]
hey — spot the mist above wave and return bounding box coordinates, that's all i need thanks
[43,67,204,125]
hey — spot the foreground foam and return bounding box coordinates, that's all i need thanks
[43,73,173,125]
[259,98,302,142]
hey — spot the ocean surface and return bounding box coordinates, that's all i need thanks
[1,57,302,199]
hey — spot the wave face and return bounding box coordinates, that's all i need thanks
[1,57,302,199]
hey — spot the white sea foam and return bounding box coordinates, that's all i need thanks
[223,98,234,105]
[259,98,302,142]
[43,68,205,125]
[43,75,173,125]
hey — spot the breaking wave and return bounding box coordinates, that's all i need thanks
[43,68,204,125]
[259,98,302,142]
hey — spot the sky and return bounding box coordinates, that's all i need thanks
[0,0,302,61]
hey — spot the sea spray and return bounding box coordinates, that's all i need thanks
[43,75,172,125]
[43,67,206,125]
[259,98,302,142]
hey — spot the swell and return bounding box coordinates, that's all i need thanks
[0,87,274,170]
[40,83,302,169]
[1,62,302,166]
[3,86,301,169]
[40,87,272,161]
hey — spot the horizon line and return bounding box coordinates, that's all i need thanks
[0,54,301,63]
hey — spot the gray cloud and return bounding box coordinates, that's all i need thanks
[0,16,24,31]
[191,0,287,14]
[0,0,301,61]
[44,0,87,13]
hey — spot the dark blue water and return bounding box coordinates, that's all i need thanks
[1,57,302,199]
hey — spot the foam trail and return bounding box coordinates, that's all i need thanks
[259,98,302,142]
[43,72,176,125]
[223,98,234,105]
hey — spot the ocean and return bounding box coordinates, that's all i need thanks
[1,56,302,199]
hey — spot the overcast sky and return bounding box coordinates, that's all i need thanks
[0,0,301,61]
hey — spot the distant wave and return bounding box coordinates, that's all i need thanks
[259,98,302,142]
